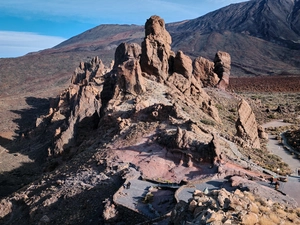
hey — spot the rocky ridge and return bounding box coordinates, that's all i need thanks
[1,15,297,225]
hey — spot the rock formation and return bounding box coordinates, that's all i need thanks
[173,51,193,79]
[236,99,261,149]
[193,56,219,87]
[257,125,268,140]
[140,15,174,80]
[113,43,146,96]
[71,56,108,85]
[214,51,231,90]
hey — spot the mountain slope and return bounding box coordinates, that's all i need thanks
[169,0,300,48]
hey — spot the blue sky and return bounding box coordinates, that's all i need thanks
[0,0,247,58]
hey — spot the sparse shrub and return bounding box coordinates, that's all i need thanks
[267,114,276,119]
[227,115,236,122]
[259,216,276,225]
[215,104,223,111]
[275,208,287,218]
[242,212,259,225]
[259,205,271,214]
[228,108,236,113]
[249,203,259,214]
[244,192,255,202]
[269,213,280,224]
[200,119,215,126]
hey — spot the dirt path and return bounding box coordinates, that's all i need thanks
[262,120,299,175]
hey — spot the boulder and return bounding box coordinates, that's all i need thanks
[214,51,231,90]
[193,56,219,87]
[236,99,261,149]
[140,15,174,80]
[257,125,268,140]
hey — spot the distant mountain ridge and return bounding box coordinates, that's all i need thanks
[0,0,299,97]
[169,0,300,48]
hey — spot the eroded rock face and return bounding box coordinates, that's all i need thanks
[114,43,145,96]
[214,51,231,90]
[113,43,142,71]
[173,51,193,79]
[193,56,219,87]
[72,56,108,85]
[140,15,174,80]
[236,99,260,149]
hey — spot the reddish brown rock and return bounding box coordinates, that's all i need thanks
[173,50,193,79]
[140,15,174,80]
[113,43,145,96]
[113,42,142,71]
[214,51,231,90]
[71,57,108,85]
[236,99,261,149]
[193,56,219,87]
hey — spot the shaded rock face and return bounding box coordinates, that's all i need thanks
[208,133,221,164]
[214,51,231,90]
[114,43,145,96]
[193,56,219,87]
[72,56,109,85]
[236,99,260,149]
[140,15,174,80]
[113,42,142,71]
[173,50,193,79]
[45,57,107,155]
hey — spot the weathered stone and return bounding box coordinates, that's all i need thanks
[257,125,268,140]
[116,59,146,96]
[193,56,219,87]
[167,72,191,94]
[0,199,12,218]
[113,42,142,71]
[103,199,118,221]
[140,15,174,80]
[214,51,231,90]
[173,51,193,79]
[71,57,108,84]
[236,99,261,149]
[174,127,190,149]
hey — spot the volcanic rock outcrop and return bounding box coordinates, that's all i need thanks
[140,15,174,80]
[193,56,219,87]
[51,58,105,155]
[214,51,231,90]
[236,99,261,149]
[43,15,227,155]
[113,43,146,96]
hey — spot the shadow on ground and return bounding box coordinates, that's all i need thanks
[0,97,52,198]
